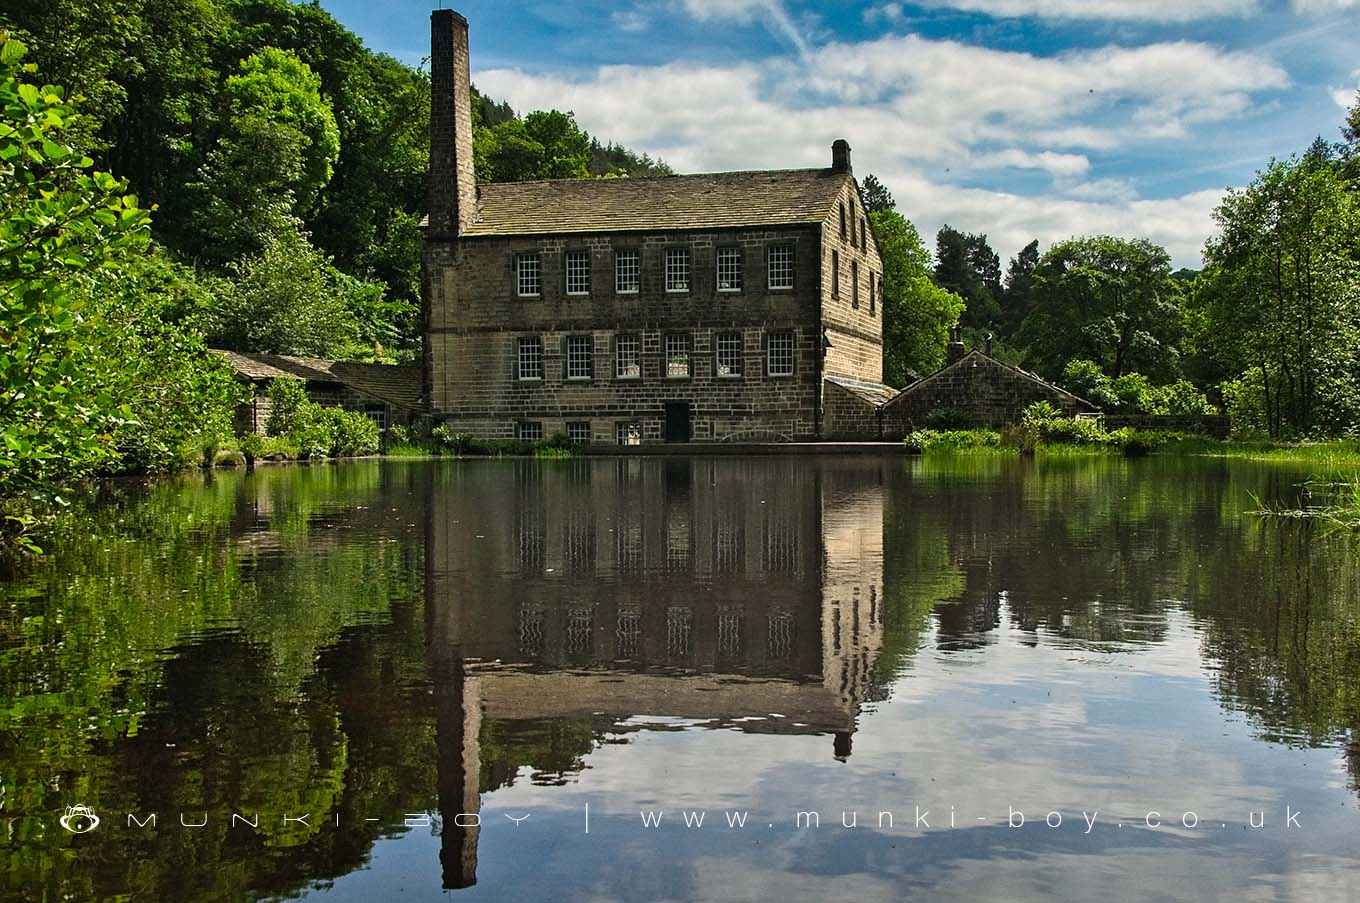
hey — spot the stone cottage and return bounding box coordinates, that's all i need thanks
[212,350,422,435]
[422,9,891,444]
[877,330,1098,436]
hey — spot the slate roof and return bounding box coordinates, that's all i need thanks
[883,349,1098,412]
[210,350,422,411]
[824,374,901,406]
[447,168,851,237]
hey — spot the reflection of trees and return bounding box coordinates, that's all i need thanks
[0,464,434,900]
[886,455,1360,770]
[1188,520,1360,747]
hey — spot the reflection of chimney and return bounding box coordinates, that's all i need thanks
[428,10,476,239]
[433,651,481,889]
[832,139,852,174]
[947,325,966,364]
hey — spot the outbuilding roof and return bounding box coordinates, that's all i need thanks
[210,350,422,411]
[448,167,852,237]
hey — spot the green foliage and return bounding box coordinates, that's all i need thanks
[1061,359,1119,408]
[429,425,576,458]
[1155,379,1216,416]
[935,225,1002,330]
[326,407,380,457]
[1111,372,1154,414]
[1197,152,1360,438]
[904,429,1003,453]
[861,173,894,213]
[202,224,369,357]
[0,33,151,498]
[924,407,972,429]
[872,209,965,385]
[1019,235,1184,382]
[265,377,308,436]
[185,47,339,265]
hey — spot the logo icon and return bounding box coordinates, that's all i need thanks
[59,805,100,834]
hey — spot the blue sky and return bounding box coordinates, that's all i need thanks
[323,1,1360,266]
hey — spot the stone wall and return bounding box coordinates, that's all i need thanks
[1102,413,1230,438]
[822,380,882,440]
[819,178,885,385]
[429,227,826,442]
[880,351,1096,436]
[234,379,413,435]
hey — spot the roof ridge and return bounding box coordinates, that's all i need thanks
[478,166,835,190]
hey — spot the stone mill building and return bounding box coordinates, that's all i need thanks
[422,9,890,444]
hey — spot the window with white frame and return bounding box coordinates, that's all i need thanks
[768,244,793,290]
[767,331,795,376]
[565,334,593,380]
[665,248,690,293]
[715,331,743,378]
[516,421,544,441]
[567,421,591,443]
[565,249,591,296]
[615,248,640,294]
[615,333,641,379]
[616,421,641,446]
[517,336,543,380]
[717,247,743,292]
[515,252,541,297]
[832,250,840,297]
[852,259,860,308]
[665,333,690,378]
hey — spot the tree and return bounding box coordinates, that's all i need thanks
[872,210,966,385]
[1017,236,1185,381]
[0,33,152,503]
[185,47,339,264]
[861,173,894,213]
[199,224,384,359]
[1196,153,1360,437]
[1,34,238,552]
[934,226,1002,329]
[1000,240,1039,336]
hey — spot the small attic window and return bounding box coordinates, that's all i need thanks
[839,202,847,239]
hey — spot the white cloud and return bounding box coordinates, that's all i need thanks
[971,149,1091,177]
[872,0,1260,23]
[884,171,1223,266]
[677,0,811,56]
[1331,69,1360,109]
[1290,0,1360,11]
[475,31,1283,267]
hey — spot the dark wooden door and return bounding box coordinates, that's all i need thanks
[663,401,692,442]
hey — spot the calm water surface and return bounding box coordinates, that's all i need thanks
[2,456,1359,901]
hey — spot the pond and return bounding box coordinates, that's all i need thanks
[2,455,1359,901]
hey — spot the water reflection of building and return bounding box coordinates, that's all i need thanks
[424,458,887,889]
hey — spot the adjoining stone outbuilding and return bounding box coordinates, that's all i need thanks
[212,350,422,435]
[879,333,1098,436]
[422,9,893,445]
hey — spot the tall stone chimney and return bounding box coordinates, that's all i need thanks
[832,138,852,174]
[428,9,476,239]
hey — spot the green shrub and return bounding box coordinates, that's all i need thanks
[1152,379,1216,416]
[905,428,1002,452]
[1061,359,1118,408]
[288,403,334,459]
[1111,373,1155,413]
[265,378,309,436]
[328,409,380,456]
